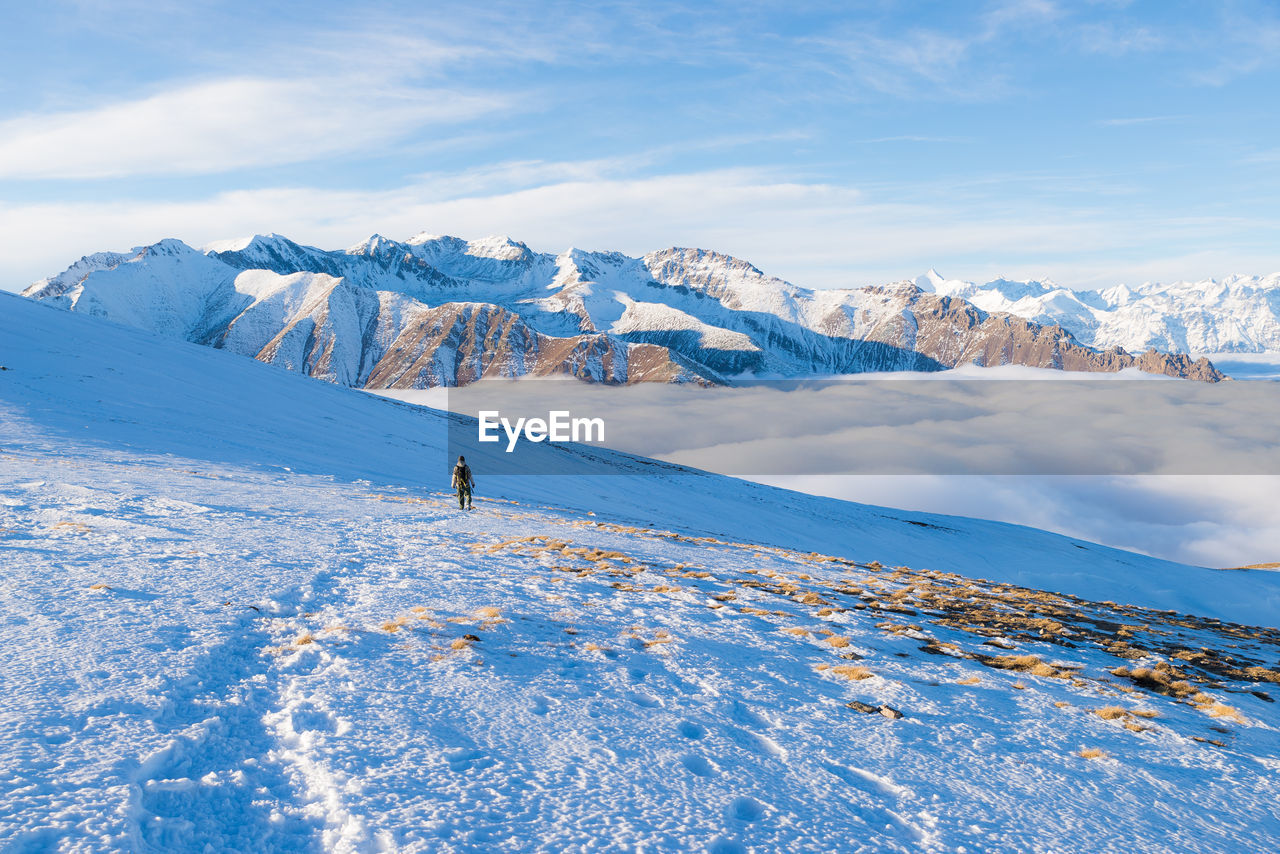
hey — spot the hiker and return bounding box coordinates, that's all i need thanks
[452,455,474,510]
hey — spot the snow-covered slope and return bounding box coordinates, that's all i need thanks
[23,233,1225,384]
[919,268,1280,354]
[2,291,1279,851]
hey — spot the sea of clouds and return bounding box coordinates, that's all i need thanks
[381,372,1280,568]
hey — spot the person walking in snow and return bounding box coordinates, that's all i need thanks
[452,455,474,511]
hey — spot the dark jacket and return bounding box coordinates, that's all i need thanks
[452,463,473,489]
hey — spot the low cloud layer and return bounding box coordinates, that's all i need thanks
[409,377,1280,567]
[754,474,1280,571]
[442,378,1280,476]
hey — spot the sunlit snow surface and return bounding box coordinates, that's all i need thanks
[3,293,1279,852]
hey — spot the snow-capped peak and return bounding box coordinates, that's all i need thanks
[138,237,199,258]
[201,235,257,253]
[465,235,532,262]
[347,233,401,256]
[914,269,947,292]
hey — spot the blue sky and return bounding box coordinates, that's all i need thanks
[2,0,1278,291]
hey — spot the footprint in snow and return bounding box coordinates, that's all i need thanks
[289,705,341,735]
[729,701,771,729]
[680,753,716,777]
[728,796,766,822]
[444,747,495,773]
[677,720,706,740]
[626,692,662,709]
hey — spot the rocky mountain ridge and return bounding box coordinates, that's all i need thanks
[22,234,1225,385]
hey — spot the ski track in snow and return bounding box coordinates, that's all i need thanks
[3,444,1279,853]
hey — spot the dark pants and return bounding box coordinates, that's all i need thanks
[457,484,472,509]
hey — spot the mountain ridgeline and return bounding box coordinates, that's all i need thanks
[918,269,1280,355]
[22,233,1226,386]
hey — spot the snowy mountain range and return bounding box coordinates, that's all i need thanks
[3,289,1280,851]
[21,233,1225,385]
[917,269,1280,355]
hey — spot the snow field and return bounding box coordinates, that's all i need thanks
[3,446,1278,852]
[4,290,1280,851]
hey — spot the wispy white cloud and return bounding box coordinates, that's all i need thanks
[981,0,1062,32]
[0,76,509,180]
[810,28,998,100]
[1241,148,1280,164]
[1188,7,1280,85]
[852,135,973,144]
[1098,115,1187,126]
[1076,21,1163,54]
[802,0,1065,101]
[4,166,1277,293]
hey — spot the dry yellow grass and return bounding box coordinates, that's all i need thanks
[828,665,874,681]
[474,606,501,619]
[1078,747,1108,760]
[1111,664,1201,698]
[781,627,810,637]
[87,583,111,591]
[293,632,315,646]
[381,621,402,633]
[986,654,1077,679]
[1054,701,1070,708]
[928,641,966,657]
[824,635,851,649]
[450,638,473,650]
[1200,702,1245,723]
[1094,706,1130,721]
[1242,666,1280,684]
[956,676,982,686]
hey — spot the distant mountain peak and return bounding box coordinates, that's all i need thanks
[141,237,200,257]
[465,235,532,261]
[347,233,403,256]
[914,269,947,292]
